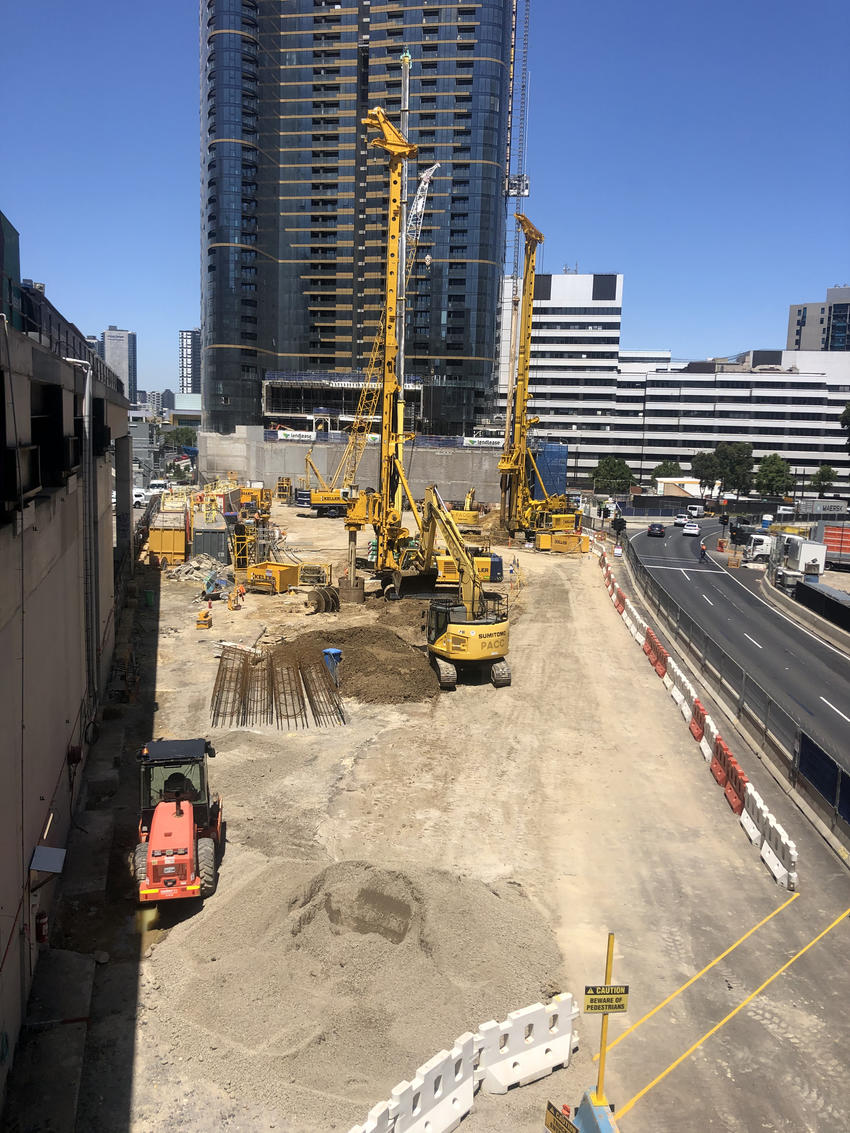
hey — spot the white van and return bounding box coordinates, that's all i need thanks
[686,504,705,519]
[148,479,168,495]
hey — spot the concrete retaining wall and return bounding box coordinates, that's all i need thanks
[199,427,504,504]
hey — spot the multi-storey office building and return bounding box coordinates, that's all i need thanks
[201,0,514,435]
[494,272,850,492]
[99,324,138,403]
[787,286,850,352]
[0,217,131,1099]
[179,327,201,394]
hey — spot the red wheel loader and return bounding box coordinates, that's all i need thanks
[134,738,223,903]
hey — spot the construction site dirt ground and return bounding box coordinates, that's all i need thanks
[53,507,850,1133]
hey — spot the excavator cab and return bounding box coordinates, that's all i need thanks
[425,596,510,690]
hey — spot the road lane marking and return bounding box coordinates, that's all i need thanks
[681,570,690,581]
[592,893,799,1063]
[615,902,850,1121]
[695,556,850,662]
[744,633,763,649]
[820,696,850,724]
[702,595,714,606]
[643,565,725,572]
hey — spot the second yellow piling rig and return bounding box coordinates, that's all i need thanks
[344,107,423,584]
[498,214,582,539]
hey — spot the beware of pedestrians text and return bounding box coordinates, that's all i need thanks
[583,984,629,1014]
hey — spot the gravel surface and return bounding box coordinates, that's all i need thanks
[57,507,850,1133]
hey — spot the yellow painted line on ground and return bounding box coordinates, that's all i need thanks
[593,891,800,1062]
[615,903,850,1121]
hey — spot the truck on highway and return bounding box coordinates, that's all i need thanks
[811,520,850,570]
[744,532,775,564]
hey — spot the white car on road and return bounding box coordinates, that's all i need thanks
[681,521,701,536]
[673,513,689,527]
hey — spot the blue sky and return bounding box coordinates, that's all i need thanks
[1,0,847,389]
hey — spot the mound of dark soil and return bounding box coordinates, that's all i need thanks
[280,625,438,704]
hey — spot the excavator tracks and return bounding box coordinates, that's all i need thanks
[432,657,457,691]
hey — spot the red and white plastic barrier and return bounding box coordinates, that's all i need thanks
[592,537,800,891]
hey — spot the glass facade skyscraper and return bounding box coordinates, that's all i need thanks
[201,0,514,434]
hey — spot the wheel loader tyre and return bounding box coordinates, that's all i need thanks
[198,838,217,898]
[134,843,149,884]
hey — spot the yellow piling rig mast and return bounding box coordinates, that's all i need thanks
[344,107,422,580]
[331,161,440,495]
[499,214,581,538]
[305,162,440,518]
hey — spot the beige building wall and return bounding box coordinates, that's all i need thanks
[0,330,128,1098]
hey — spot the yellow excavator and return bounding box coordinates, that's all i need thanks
[449,487,480,527]
[418,486,510,690]
[499,215,582,539]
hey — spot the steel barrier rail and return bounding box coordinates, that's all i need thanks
[621,535,850,844]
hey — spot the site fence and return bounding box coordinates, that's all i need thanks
[620,534,850,845]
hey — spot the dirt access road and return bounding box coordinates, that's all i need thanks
[72,510,850,1133]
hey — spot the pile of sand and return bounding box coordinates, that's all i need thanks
[279,625,439,704]
[141,860,565,1129]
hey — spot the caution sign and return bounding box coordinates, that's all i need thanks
[583,984,629,1013]
[544,1100,579,1133]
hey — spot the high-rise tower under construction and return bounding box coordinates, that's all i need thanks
[201,0,513,435]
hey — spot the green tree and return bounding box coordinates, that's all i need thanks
[755,453,794,497]
[168,426,198,448]
[841,403,850,450]
[809,464,836,496]
[650,459,683,487]
[714,441,753,495]
[690,451,720,494]
[591,456,634,492]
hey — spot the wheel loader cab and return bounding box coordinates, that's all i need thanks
[137,739,216,831]
[141,759,205,819]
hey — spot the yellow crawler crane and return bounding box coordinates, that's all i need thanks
[419,486,510,690]
[499,215,582,539]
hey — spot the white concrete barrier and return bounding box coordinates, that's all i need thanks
[679,679,697,722]
[740,783,766,847]
[347,996,580,1133]
[390,1032,476,1133]
[350,1099,396,1133]
[700,714,719,762]
[666,660,686,707]
[760,815,798,891]
[477,995,579,1094]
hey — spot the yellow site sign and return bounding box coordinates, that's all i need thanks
[583,984,629,1013]
[544,1101,579,1133]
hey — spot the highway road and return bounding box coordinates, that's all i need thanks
[630,519,850,770]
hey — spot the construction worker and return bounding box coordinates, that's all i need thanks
[699,540,708,562]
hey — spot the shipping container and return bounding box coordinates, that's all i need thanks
[192,514,230,564]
